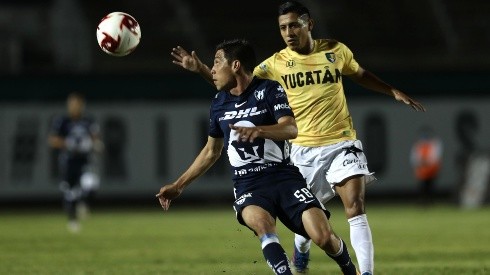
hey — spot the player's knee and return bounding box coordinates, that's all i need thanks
[310,231,336,251]
[345,197,365,218]
[255,219,276,235]
[243,214,275,236]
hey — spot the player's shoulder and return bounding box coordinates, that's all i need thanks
[253,78,286,100]
[255,48,290,74]
[254,78,282,91]
[315,39,348,51]
[210,91,228,107]
[260,48,290,63]
[50,115,69,132]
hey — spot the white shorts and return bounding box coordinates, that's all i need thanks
[290,140,376,205]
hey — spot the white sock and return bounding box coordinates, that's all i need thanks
[294,233,311,253]
[348,214,374,274]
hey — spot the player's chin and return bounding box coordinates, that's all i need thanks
[214,83,223,91]
[286,43,299,51]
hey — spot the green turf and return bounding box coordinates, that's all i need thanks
[1,204,489,274]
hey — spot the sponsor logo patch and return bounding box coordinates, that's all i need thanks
[325,52,336,63]
[254,89,265,101]
[274,103,290,111]
[235,192,252,205]
[286,59,296,68]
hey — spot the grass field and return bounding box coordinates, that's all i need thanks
[1,203,489,274]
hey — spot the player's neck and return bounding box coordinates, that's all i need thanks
[230,73,253,96]
[295,38,314,55]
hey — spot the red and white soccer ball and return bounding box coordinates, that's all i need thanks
[96,12,141,57]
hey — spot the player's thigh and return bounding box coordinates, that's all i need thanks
[326,140,374,185]
[291,145,334,203]
[241,205,277,235]
[276,179,330,238]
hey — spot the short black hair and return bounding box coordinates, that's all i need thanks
[278,1,310,17]
[216,39,256,73]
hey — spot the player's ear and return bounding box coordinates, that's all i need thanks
[232,60,240,72]
[308,18,314,31]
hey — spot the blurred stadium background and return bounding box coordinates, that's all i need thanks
[1,1,490,274]
[0,0,490,205]
[1,0,489,206]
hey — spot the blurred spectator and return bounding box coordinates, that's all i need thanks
[410,126,443,205]
[48,92,103,233]
[455,111,490,208]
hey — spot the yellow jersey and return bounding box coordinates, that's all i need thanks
[253,39,359,147]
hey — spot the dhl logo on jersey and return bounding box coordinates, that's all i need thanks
[219,107,267,121]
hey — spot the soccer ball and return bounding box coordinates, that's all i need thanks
[96,12,141,57]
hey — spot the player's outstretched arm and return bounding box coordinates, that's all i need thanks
[156,136,224,210]
[229,116,298,143]
[348,66,426,112]
[171,46,214,86]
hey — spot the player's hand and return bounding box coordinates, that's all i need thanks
[230,124,262,143]
[393,90,426,112]
[171,46,203,73]
[155,184,182,211]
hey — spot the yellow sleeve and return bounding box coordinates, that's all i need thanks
[253,55,276,79]
[341,44,359,75]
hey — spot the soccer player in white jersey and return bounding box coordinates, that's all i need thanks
[169,2,425,274]
[158,39,360,275]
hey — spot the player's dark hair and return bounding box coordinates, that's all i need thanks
[216,39,256,73]
[278,1,310,18]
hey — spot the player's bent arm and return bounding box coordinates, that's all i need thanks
[347,66,395,97]
[196,63,214,87]
[171,46,214,87]
[258,116,298,141]
[156,136,223,209]
[347,66,426,111]
[48,135,65,149]
[172,136,224,192]
[230,116,297,143]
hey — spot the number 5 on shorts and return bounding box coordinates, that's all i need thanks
[294,188,314,202]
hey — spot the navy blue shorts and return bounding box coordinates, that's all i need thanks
[233,165,330,238]
[59,157,87,188]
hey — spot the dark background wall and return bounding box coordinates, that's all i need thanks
[1,0,489,75]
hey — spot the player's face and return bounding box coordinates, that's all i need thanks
[278,12,312,54]
[67,97,85,119]
[211,49,236,91]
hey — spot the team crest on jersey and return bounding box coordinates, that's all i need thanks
[325,52,336,63]
[286,59,296,68]
[254,89,265,101]
[259,63,268,71]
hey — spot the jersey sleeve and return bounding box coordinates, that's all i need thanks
[253,55,276,80]
[265,81,294,121]
[208,96,224,138]
[340,43,360,75]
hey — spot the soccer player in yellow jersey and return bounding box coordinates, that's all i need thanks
[170,2,425,274]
